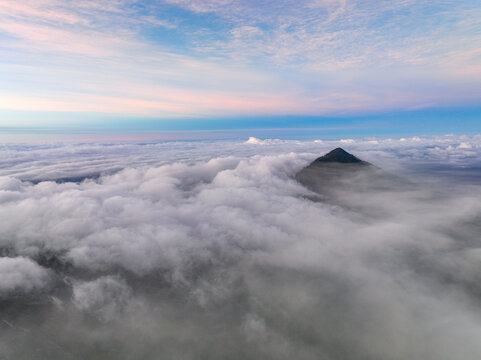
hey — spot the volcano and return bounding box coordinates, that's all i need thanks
[296,148,410,197]
[311,147,369,165]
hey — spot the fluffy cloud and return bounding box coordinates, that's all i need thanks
[245,136,285,145]
[0,257,51,298]
[72,276,132,322]
[1,137,481,359]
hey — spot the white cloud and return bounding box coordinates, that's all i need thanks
[0,257,51,297]
[245,137,284,145]
[1,137,481,357]
[73,275,132,322]
[458,142,472,149]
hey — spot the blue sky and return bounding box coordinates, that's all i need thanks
[0,0,480,133]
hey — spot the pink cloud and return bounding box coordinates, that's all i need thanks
[0,21,134,57]
[0,0,86,24]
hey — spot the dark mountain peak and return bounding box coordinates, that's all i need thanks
[313,148,367,164]
[297,148,413,196]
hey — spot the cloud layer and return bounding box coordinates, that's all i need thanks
[1,137,481,358]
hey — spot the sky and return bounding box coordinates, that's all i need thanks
[2,2,481,355]
[0,0,481,133]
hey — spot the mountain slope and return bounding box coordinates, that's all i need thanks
[297,148,412,198]
[311,147,369,165]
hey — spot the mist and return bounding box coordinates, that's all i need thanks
[1,136,481,359]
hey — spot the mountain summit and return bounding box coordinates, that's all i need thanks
[297,148,412,198]
[297,148,377,196]
[312,148,368,165]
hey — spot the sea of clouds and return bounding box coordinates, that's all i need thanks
[0,135,481,359]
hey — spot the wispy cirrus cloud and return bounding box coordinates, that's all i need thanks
[0,0,480,124]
